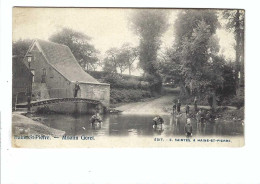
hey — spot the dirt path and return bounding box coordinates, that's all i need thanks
[115,95,175,115]
[115,94,237,115]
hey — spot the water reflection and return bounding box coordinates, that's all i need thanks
[39,113,244,137]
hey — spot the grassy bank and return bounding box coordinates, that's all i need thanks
[88,71,153,105]
[110,88,152,104]
[12,112,65,136]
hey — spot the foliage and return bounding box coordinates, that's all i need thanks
[174,10,219,45]
[222,10,245,88]
[130,9,169,93]
[103,47,119,73]
[12,39,33,59]
[110,88,151,104]
[103,44,138,74]
[117,43,138,75]
[102,57,118,74]
[88,71,151,104]
[49,27,100,71]
[158,10,242,109]
[161,10,223,98]
[89,71,149,90]
[230,87,244,109]
[216,63,236,102]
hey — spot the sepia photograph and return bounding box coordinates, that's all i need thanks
[12,7,245,147]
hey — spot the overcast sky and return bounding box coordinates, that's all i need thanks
[13,8,236,75]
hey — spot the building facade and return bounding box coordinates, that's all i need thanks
[23,39,110,107]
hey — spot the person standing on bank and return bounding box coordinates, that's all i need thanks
[177,99,181,114]
[74,81,80,98]
[194,96,198,112]
[172,100,177,115]
[196,109,202,124]
[185,104,190,116]
[184,118,193,138]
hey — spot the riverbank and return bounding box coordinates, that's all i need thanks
[115,94,244,122]
[12,112,65,137]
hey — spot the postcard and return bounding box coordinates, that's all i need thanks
[12,7,245,147]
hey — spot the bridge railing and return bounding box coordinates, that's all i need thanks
[14,88,73,103]
[32,88,72,101]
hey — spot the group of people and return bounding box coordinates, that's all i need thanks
[153,97,202,138]
[172,97,198,116]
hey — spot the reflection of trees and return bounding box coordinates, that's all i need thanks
[196,122,201,135]
[201,123,207,135]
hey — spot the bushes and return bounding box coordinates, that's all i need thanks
[219,87,244,109]
[104,74,149,90]
[89,71,149,90]
[110,89,152,104]
[231,96,244,109]
[88,71,152,104]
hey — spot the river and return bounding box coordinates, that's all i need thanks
[39,113,244,137]
[37,95,243,137]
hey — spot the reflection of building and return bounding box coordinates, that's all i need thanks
[12,56,33,107]
[21,39,110,106]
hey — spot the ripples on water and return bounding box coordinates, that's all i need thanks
[40,113,244,137]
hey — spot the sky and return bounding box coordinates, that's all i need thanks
[13,8,236,75]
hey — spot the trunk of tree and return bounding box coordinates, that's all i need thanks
[240,19,245,87]
[235,10,240,93]
[180,82,189,95]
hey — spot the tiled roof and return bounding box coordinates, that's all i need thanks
[35,39,99,84]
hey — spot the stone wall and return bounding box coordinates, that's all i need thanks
[78,83,110,107]
[32,101,103,114]
[32,83,50,101]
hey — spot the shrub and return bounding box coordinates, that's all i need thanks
[88,71,149,90]
[231,95,244,109]
[110,89,152,104]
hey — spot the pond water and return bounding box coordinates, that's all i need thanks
[39,113,244,137]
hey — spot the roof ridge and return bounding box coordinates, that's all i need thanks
[33,39,101,84]
[36,39,69,48]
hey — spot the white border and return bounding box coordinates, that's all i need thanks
[1,0,260,183]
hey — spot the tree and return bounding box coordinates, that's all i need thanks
[103,45,138,75]
[118,43,138,75]
[49,27,100,71]
[130,9,169,93]
[158,48,183,87]
[222,10,245,88]
[12,39,33,60]
[175,10,220,91]
[116,52,129,74]
[165,10,223,110]
[103,48,119,73]
[102,57,117,73]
